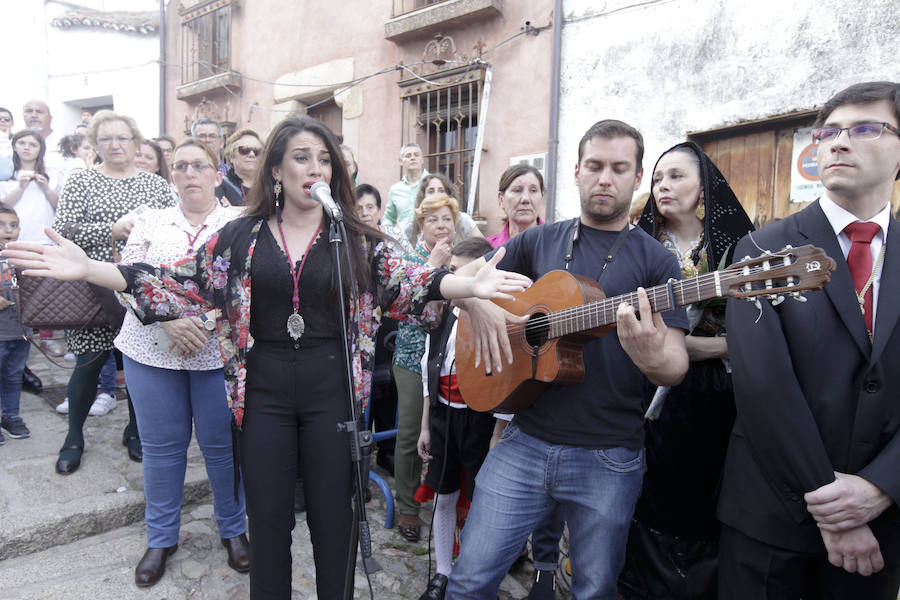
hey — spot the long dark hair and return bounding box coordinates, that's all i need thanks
[11,130,46,176]
[245,116,383,294]
[140,140,170,182]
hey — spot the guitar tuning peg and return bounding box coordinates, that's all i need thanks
[770,294,785,306]
[792,293,807,303]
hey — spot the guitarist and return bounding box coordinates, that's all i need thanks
[446,120,690,600]
[719,82,900,598]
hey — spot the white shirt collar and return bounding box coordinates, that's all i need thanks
[819,194,891,244]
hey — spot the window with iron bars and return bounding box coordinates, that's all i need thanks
[181,4,232,84]
[401,76,482,214]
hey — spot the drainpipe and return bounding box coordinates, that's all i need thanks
[158,0,166,135]
[545,0,563,223]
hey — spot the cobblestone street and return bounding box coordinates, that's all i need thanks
[0,347,537,600]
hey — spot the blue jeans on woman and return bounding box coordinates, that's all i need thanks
[0,339,30,418]
[98,350,117,395]
[447,422,645,600]
[123,356,246,548]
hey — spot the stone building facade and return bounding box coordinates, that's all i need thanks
[164,0,554,234]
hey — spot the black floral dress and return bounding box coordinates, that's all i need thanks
[53,169,175,354]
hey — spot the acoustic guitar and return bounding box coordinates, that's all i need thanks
[456,244,836,413]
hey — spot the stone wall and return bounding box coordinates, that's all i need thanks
[555,0,899,219]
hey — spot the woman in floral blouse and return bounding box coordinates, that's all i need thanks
[115,139,248,587]
[6,116,530,600]
[392,193,459,542]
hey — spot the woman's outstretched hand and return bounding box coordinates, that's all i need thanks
[2,227,92,280]
[469,247,532,300]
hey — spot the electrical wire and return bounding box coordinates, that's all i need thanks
[45,17,547,120]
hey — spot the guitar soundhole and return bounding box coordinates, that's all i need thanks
[524,312,549,348]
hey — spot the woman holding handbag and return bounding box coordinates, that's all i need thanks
[52,110,174,475]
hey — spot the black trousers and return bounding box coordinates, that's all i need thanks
[241,341,354,600]
[718,523,900,600]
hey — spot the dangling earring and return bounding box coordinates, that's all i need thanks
[695,194,705,220]
[274,180,283,222]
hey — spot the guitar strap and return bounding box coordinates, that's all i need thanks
[564,219,630,281]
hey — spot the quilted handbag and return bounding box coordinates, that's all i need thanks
[14,272,126,331]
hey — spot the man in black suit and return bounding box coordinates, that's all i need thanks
[719,81,900,598]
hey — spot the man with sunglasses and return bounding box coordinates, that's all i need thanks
[719,81,900,598]
[216,128,262,206]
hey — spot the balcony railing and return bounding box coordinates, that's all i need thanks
[392,0,451,18]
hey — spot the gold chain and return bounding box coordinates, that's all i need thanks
[856,243,886,316]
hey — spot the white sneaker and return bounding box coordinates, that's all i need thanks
[56,397,69,414]
[89,392,116,416]
[39,339,67,357]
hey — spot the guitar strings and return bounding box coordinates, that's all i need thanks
[500,259,806,337]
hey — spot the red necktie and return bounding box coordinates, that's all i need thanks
[843,221,881,336]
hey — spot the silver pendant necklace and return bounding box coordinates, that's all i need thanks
[276,219,322,341]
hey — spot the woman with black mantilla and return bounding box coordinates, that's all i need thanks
[3,116,531,599]
[619,141,753,599]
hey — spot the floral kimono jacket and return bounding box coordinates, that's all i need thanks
[117,216,446,428]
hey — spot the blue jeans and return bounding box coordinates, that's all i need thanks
[123,356,246,547]
[532,503,566,572]
[98,350,116,395]
[0,339,30,418]
[447,422,645,600]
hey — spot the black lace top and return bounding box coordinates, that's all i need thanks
[249,222,342,346]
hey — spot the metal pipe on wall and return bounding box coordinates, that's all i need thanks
[158,0,166,135]
[545,0,563,223]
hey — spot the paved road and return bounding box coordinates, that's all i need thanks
[0,348,537,599]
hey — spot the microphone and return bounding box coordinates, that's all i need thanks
[309,181,343,221]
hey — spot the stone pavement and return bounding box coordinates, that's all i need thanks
[0,348,538,599]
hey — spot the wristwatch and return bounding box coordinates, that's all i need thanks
[198,313,216,331]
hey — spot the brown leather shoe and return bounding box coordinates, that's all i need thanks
[221,533,250,573]
[134,544,177,587]
[397,514,421,542]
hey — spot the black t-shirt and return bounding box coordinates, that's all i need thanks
[488,218,688,449]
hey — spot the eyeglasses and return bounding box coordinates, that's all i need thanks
[236,146,262,156]
[812,122,900,143]
[196,133,221,141]
[172,161,215,173]
[96,136,134,146]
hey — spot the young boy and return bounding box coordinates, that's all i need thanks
[416,238,497,600]
[0,205,31,444]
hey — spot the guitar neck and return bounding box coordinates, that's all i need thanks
[549,270,737,338]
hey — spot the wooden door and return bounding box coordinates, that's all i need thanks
[698,118,900,226]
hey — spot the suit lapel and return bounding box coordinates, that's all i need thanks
[796,202,871,358]
[871,217,900,363]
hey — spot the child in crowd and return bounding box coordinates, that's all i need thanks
[0,205,31,444]
[416,238,497,600]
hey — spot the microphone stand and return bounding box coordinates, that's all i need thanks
[327,205,380,600]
